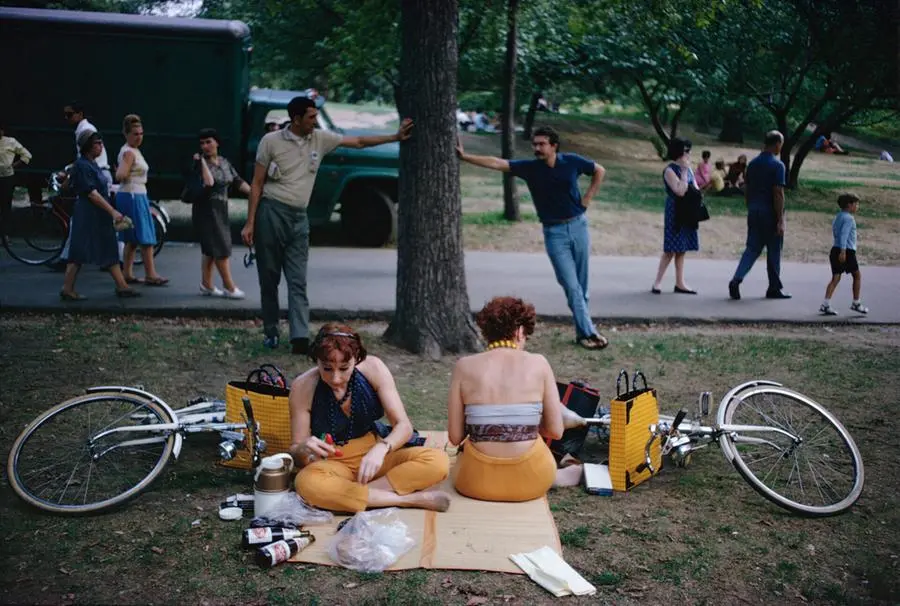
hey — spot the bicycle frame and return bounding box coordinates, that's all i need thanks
[84,386,260,464]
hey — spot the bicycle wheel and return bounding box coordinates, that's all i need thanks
[2,204,67,265]
[133,204,166,266]
[7,392,176,514]
[719,386,864,517]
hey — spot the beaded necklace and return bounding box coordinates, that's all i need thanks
[487,339,518,350]
[326,369,371,444]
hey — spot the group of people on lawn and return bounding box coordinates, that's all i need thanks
[289,297,569,514]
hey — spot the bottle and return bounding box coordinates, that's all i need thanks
[256,536,315,568]
[242,527,311,549]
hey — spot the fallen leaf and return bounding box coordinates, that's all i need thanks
[499,596,516,603]
[191,519,202,527]
[441,577,453,588]
[203,544,211,552]
[466,598,489,606]
[342,582,358,589]
[58,567,72,575]
[151,546,164,555]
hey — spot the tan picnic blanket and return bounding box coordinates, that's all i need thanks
[289,431,561,573]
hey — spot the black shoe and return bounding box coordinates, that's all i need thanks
[291,337,309,355]
[674,286,697,295]
[728,280,741,300]
[766,290,792,299]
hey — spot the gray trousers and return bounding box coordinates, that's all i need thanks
[254,197,310,341]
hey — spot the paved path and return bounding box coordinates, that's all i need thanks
[1,245,898,324]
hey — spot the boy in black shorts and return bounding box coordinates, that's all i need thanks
[820,193,868,315]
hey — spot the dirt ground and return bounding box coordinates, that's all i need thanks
[1,315,898,606]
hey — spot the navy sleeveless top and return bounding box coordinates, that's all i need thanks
[309,369,384,444]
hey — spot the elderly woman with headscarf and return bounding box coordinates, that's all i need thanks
[60,130,139,300]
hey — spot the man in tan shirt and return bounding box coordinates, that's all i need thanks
[242,96,412,353]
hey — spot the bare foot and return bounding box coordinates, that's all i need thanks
[411,491,451,512]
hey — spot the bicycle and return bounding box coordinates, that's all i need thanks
[6,386,266,515]
[581,377,864,517]
[1,169,168,266]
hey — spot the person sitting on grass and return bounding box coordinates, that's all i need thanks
[447,296,565,502]
[694,150,712,190]
[705,160,727,194]
[815,132,848,155]
[820,193,869,316]
[722,154,747,195]
[290,324,451,513]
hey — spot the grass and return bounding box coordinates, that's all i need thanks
[1,316,899,605]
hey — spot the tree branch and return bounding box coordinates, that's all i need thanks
[459,0,492,56]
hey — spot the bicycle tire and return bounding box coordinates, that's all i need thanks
[718,385,864,517]
[2,205,67,265]
[133,204,166,266]
[7,391,176,514]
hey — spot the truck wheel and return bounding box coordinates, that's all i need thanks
[340,187,397,248]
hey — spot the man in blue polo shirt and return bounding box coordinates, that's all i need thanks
[457,126,608,349]
[728,130,791,300]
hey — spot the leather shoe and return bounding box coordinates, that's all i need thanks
[674,286,697,295]
[728,280,741,300]
[766,290,792,299]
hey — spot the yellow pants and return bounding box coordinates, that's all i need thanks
[454,438,556,502]
[294,433,449,512]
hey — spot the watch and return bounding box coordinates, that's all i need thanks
[378,437,393,453]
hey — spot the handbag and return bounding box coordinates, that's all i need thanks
[608,370,661,491]
[180,160,211,204]
[221,365,292,470]
[547,381,601,462]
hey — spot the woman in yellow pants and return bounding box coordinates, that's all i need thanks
[290,323,451,513]
[447,296,565,502]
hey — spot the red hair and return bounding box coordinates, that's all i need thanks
[475,296,536,343]
[309,322,367,364]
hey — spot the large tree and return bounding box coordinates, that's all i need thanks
[384,0,480,357]
[734,0,898,187]
[500,0,520,221]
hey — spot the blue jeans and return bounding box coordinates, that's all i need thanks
[543,214,596,339]
[732,209,783,292]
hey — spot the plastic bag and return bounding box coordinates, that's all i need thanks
[249,492,334,529]
[326,508,415,573]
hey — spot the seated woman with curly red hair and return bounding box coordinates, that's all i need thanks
[290,323,451,512]
[447,297,564,502]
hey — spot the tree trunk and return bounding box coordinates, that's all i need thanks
[522,91,541,140]
[501,0,520,221]
[385,0,480,358]
[718,110,744,143]
[787,134,819,188]
[635,80,670,148]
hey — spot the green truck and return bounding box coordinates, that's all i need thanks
[0,7,399,247]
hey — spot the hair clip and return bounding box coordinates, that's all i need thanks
[325,332,357,339]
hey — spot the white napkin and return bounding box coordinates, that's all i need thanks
[509,546,596,597]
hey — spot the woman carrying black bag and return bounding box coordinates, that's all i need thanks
[189,128,251,298]
[651,137,701,295]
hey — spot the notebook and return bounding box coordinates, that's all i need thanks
[583,463,613,496]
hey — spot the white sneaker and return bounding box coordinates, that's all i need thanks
[222,287,246,299]
[819,303,838,316]
[199,283,224,297]
[850,302,869,314]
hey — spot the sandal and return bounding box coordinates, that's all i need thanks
[577,337,603,350]
[144,276,169,286]
[125,277,145,285]
[59,290,87,302]
[592,334,609,349]
[116,288,141,298]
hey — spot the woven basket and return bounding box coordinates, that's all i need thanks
[222,381,292,470]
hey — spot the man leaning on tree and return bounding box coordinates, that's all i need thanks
[242,96,413,353]
[457,126,609,350]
